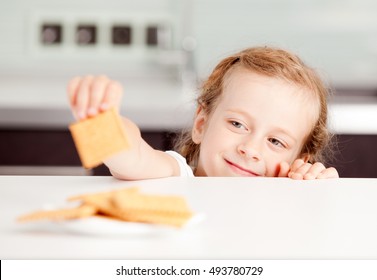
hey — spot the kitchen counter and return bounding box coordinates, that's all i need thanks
[1,76,377,133]
[1,176,377,259]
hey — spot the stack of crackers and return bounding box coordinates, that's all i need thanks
[17,187,193,228]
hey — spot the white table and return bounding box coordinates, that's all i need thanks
[1,176,377,259]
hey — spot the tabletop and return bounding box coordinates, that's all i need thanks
[1,175,377,259]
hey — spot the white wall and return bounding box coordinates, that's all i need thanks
[191,0,377,88]
[1,0,377,88]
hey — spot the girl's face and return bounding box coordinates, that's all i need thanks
[193,67,319,177]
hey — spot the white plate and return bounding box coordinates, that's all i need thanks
[54,214,206,237]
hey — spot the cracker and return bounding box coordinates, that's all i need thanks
[69,108,129,169]
[110,191,193,227]
[103,208,191,227]
[68,187,139,203]
[112,191,192,215]
[17,204,97,222]
[66,188,140,222]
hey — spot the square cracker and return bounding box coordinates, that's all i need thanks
[69,108,129,169]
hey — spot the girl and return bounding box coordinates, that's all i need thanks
[67,46,338,180]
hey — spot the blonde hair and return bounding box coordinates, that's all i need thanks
[175,46,332,168]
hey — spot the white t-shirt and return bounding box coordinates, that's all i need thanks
[165,151,194,177]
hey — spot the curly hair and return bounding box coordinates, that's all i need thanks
[175,46,333,169]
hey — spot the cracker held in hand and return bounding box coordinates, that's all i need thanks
[69,108,129,169]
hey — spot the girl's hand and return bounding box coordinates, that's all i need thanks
[67,75,123,120]
[283,159,339,180]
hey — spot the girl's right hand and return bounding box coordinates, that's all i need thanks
[67,75,123,120]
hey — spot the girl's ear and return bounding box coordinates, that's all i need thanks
[191,106,207,144]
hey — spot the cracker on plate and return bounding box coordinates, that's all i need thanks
[17,204,97,222]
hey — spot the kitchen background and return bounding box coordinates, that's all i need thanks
[1,0,377,177]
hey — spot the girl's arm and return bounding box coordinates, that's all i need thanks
[103,117,180,180]
[67,75,180,180]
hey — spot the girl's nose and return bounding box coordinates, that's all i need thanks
[237,140,262,161]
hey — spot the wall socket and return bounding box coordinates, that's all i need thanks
[39,23,165,47]
[41,24,62,45]
[28,10,179,61]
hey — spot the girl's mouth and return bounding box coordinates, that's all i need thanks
[224,159,261,177]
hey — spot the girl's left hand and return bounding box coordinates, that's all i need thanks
[277,159,339,179]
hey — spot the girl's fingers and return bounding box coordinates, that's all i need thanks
[289,159,312,180]
[101,80,123,112]
[67,75,123,120]
[75,75,93,119]
[87,76,110,116]
[317,167,339,179]
[288,160,339,180]
[289,159,305,173]
[303,162,326,180]
[67,76,82,107]
[277,161,290,177]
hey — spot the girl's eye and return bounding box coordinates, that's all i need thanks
[231,121,246,130]
[269,138,285,148]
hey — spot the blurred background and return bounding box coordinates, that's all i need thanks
[0,0,377,177]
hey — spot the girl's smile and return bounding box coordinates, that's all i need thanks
[224,158,261,176]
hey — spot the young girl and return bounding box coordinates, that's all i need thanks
[67,46,339,180]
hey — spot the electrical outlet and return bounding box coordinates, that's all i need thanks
[145,24,172,49]
[76,25,97,45]
[146,25,158,46]
[112,25,132,45]
[29,10,182,67]
[41,24,62,45]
